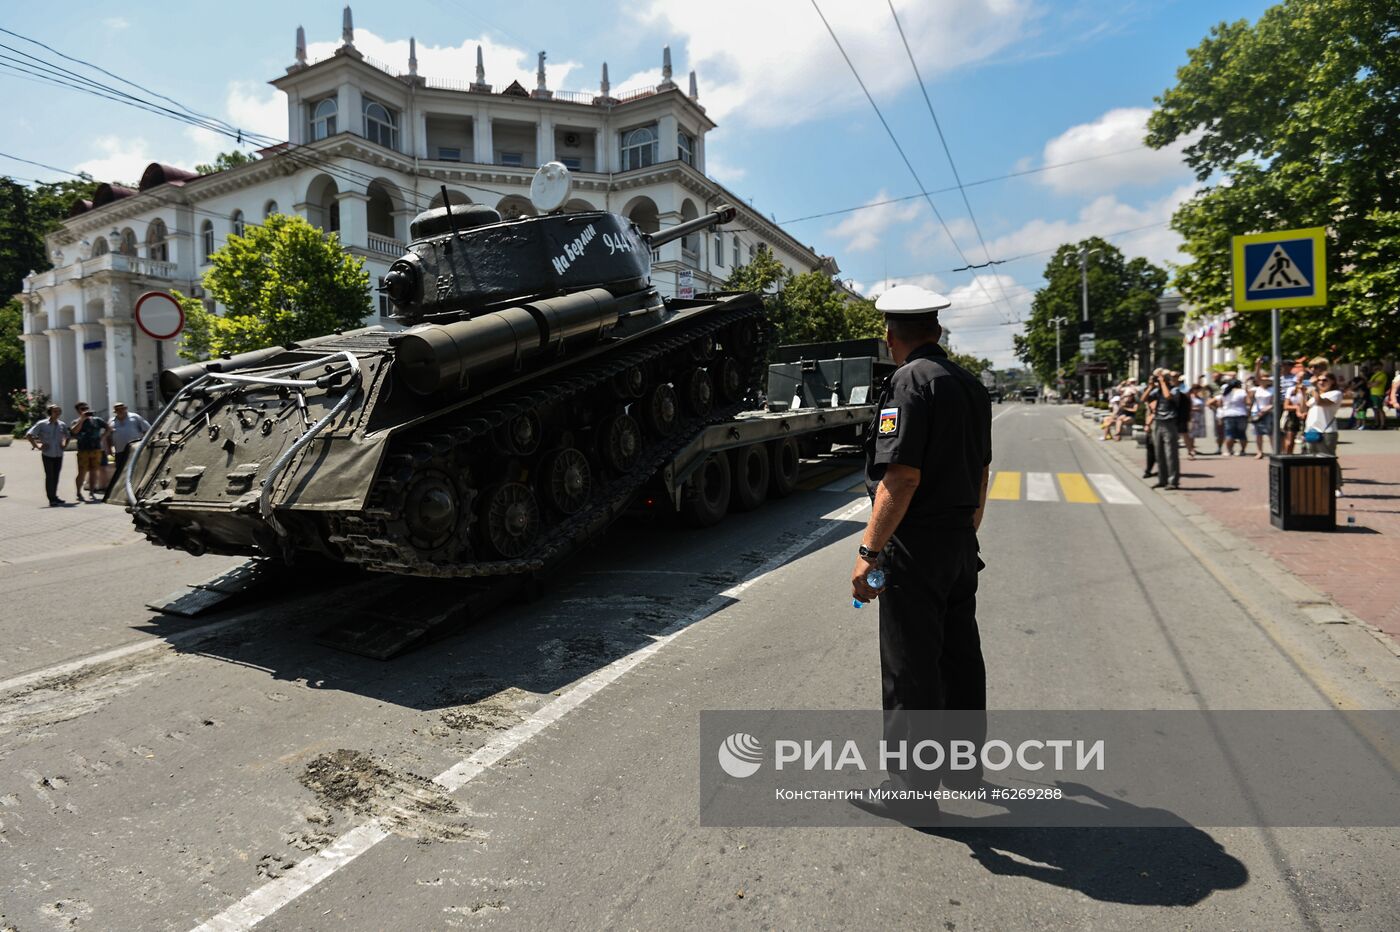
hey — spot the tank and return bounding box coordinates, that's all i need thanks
[118,163,769,577]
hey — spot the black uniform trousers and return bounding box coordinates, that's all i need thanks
[878,525,986,790]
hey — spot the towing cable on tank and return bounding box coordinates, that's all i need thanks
[124,351,363,538]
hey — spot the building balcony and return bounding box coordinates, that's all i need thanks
[366,233,405,256]
[22,252,177,292]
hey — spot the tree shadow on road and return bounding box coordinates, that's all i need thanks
[918,782,1249,907]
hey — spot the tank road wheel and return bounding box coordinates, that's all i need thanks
[641,384,679,437]
[730,443,770,512]
[498,410,542,456]
[481,482,541,559]
[715,356,745,404]
[768,437,800,498]
[681,453,732,528]
[543,447,592,515]
[401,466,473,557]
[727,319,760,360]
[601,414,642,474]
[612,365,646,400]
[682,367,715,418]
[689,333,716,362]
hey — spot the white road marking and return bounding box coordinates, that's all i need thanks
[991,406,1017,423]
[1025,472,1059,502]
[190,498,873,932]
[1087,472,1142,505]
[0,615,254,698]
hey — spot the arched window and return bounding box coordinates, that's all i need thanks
[91,236,109,257]
[264,200,279,219]
[200,220,215,263]
[677,130,694,166]
[231,209,245,237]
[310,98,337,140]
[119,228,137,256]
[620,125,657,171]
[146,218,168,262]
[363,99,398,150]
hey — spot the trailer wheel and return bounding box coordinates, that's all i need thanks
[681,453,731,527]
[768,437,800,498]
[730,444,770,511]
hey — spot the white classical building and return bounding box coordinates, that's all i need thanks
[19,8,837,419]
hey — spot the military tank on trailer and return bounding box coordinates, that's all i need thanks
[117,163,771,578]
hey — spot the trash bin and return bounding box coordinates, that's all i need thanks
[1269,454,1337,531]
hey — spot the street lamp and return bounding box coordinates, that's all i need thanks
[1066,247,1102,401]
[1051,315,1068,400]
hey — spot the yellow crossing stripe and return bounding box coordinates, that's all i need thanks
[1056,472,1102,504]
[987,471,1022,501]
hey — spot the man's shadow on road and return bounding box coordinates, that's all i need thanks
[917,782,1248,907]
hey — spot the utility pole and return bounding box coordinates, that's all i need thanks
[1051,315,1068,402]
[1066,247,1102,402]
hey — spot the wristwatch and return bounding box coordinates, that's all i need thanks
[858,544,880,561]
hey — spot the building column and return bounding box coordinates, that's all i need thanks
[414,109,428,159]
[391,208,416,244]
[473,107,493,164]
[287,90,304,145]
[45,328,78,409]
[593,126,608,174]
[70,322,97,408]
[694,133,706,174]
[536,112,555,167]
[103,318,137,415]
[21,332,49,394]
[657,114,678,163]
[335,191,370,249]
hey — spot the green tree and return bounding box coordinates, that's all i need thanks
[194,151,257,175]
[724,250,883,349]
[1146,0,1400,360]
[178,213,371,360]
[947,351,993,380]
[0,176,100,298]
[1014,238,1168,384]
[0,298,24,417]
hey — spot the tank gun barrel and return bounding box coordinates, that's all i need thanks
[644,205,736,251]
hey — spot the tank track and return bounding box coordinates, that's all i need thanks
[327,300,770,578]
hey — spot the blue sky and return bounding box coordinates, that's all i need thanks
[2,0,1275,365]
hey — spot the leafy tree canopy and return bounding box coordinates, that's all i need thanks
[194,151,258,175]
[724,250,883,350]
[178,213,371,360]
[1014,238,1168,384]
[0,176,100,297]
[1146,0,1400,360]
[947,351,993,380]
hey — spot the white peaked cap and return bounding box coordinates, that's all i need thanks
[874,284,952,316]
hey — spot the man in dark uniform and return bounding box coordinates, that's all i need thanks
[850,285,993,812]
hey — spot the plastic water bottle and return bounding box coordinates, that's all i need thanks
[852,567,886,608]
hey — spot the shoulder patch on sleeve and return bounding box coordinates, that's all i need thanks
[878,407,899,436]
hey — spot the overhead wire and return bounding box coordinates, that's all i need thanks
[885,0,1016,320]
[807,0,1012,323]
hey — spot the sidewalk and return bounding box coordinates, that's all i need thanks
[0,441,143,565]
[1077,413,1400,647]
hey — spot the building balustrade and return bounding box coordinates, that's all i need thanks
[366,233,405,256]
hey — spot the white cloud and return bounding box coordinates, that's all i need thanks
[826,190,922,253]
[705,155,747,185]
[225,81,287,141]
[941,273,1032,367]
[102,16,129,30]
[635,0,1037,125]
[979,182,1201,271]
[305,31,581,95]
[1037,107,1194,194]
[74,137,158,185]
[866,273,948,296]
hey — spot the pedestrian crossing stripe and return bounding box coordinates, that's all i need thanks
[986,471,1141,505]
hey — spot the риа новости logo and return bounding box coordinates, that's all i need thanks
[717,733,763,778]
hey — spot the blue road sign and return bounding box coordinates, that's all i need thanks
[1231,227,1327,310]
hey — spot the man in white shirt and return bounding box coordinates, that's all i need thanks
[101,402,151,502]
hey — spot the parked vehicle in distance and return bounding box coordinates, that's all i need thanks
[1020,387,1039,404]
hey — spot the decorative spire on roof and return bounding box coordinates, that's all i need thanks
[409,37,418,76]
[688,69,697,99]
[661,45,674,87]
[532,50,552,99]
[470,44,490,92]
[295,25,307,66]
[341,6,354,48]
[600,62,610,96]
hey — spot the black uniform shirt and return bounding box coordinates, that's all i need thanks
[865,343,993,531]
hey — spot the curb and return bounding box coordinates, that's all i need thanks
[1065,411,1400,666]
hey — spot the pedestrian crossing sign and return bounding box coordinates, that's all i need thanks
[1231,227,1327,310]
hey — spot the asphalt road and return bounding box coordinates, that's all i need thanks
[1,403,1397,931]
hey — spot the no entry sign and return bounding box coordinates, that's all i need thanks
[134,291,185,340]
